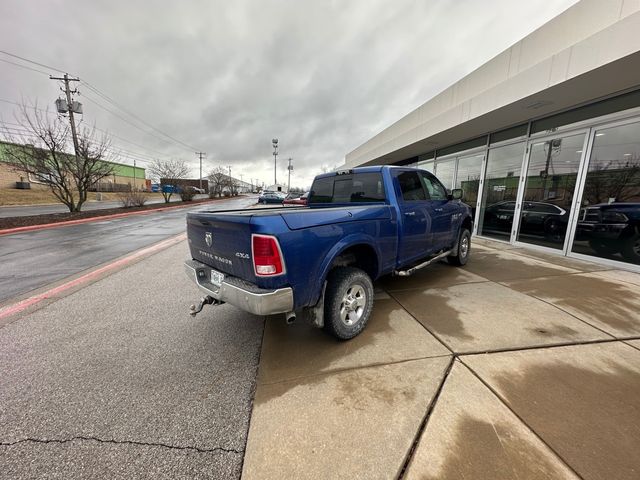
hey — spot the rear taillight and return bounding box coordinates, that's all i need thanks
[252,235,284,276]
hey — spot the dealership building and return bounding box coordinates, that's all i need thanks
[346,0,640,271]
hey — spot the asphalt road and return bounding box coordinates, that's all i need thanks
[0,195,209,218]
[0,240,265,479]
[0,195,257,304]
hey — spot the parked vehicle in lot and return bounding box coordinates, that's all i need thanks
[187,186,205,194]
[185,166,472,339]
[283,192,309,206]
[575,202,640,263]
[161,184,182,194]
[258,192,284,204]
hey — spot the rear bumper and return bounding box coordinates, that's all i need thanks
[184,259,294,316]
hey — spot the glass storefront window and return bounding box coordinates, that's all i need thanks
[516,133,585,249]
[418,160,435,173]
[477,142,525,240]
[571,121,640,265]
[455,153,484,219]
[434,159,455,189]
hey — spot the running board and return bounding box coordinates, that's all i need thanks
[393,250,453,277]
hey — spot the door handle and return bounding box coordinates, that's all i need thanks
[404,211,416,216]
[434,208,443,212]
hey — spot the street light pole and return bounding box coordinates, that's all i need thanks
[272,138,278,186]
[287,157,293,193]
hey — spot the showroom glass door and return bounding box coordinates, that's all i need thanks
[514,133,586,250]
[477,142,526,241]
[570,120,640,266]
[455,153,485,223]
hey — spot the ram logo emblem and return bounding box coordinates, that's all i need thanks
[205,231,212,247]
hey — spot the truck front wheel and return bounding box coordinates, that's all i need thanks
[448,228,471,266]
[324,267,374,340]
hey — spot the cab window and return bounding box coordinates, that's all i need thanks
[420,172,448,200]
[397,171,426,201]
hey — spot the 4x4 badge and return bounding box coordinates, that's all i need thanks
[205,231,212,247]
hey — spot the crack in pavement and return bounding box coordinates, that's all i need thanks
[0,436,244,455]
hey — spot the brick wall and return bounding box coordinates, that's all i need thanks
[0,161,24,189]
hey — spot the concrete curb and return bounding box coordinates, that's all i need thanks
[0,198,223,236]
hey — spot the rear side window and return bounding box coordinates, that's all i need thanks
[309,173,386,203]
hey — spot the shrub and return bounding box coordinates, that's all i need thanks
[118,190,148,208]
[180,187,195,202]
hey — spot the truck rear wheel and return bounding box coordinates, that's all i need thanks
[448,228,471,266]
[324,267,374,340]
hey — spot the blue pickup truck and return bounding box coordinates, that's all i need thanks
[185,166,473,339]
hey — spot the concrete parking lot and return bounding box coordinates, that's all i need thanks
[1,235,639,479]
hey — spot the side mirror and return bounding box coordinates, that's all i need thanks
[450,189,463,200]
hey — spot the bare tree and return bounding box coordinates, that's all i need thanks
[229,178,240,196]
[207,166,229,198]
[582,158,640,204]
[147,158,190,203]
[1,101,113,212]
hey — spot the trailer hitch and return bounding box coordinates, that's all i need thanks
[189,295,223,317]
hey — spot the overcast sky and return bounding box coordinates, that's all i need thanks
[0,0,578,189]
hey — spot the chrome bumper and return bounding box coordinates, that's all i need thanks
[184,259,294,316]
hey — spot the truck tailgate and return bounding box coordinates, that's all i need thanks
[186,212,256,281]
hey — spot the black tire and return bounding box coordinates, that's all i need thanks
[448,228,471,266]
[323,267,374,340]
[621,234,640,264]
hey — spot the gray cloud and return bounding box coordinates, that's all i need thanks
[1,0,578,188]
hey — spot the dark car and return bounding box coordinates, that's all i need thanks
[258,192,284,204]
[282,192,309,206]
[575,202,640,263]
[483,200,569,242]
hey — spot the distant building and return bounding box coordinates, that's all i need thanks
[265,183,287,192]
[0,141,146,190]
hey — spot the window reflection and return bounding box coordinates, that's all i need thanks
[455,153,484,219]
[572,121,640,265]
[516,134,584,249]
[478,142,525,240]
[434,159,455,189]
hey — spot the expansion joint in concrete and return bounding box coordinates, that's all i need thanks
[397,356,456,479]
[459,360,585,480]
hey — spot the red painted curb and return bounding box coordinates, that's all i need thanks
[0,198,222,236]
[0,233,187,320]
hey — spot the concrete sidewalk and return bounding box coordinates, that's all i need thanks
[242,239,640,479]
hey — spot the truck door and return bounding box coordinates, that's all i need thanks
[419,171,458,250]
[394,170,438,265]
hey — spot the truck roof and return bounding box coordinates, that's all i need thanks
[313,165,413,180]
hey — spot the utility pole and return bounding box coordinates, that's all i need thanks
[287,157,293,193]
[50,74,80,158]
[272,138,278,186]
[133,159,136,191]
[195,152,206,190]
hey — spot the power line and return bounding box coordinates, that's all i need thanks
[0,98,172,160]
[0,50,69,75]
[81,81,200,152]
[0,49,200,153]
[0,58,50,76]
[80,92,179,148]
